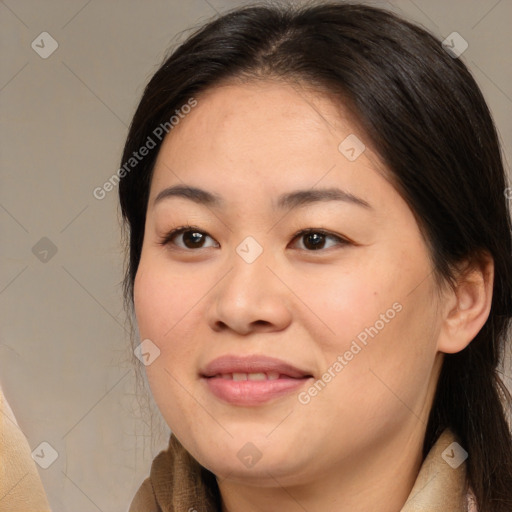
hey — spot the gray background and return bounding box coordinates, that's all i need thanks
[1,0,511,510]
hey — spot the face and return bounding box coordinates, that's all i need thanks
[133,81,444,486]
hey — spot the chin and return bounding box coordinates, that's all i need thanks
[191,436,308,483]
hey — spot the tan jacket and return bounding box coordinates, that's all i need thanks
[0,386,51,512]
[129,429,478,512]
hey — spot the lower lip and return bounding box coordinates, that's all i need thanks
[202,376,312,406]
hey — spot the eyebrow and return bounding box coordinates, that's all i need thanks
[153,184,372,210]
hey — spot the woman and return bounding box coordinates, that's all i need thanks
[119,2,512,511]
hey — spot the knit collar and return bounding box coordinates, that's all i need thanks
[129,428,474,512]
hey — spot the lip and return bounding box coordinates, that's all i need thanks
[200,354,314,406]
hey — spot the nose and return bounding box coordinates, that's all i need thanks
[206,249,293,335]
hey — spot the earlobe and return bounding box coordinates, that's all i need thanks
[437,255,494,354]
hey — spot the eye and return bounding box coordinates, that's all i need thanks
[158,225,219,250]
[159,226,350,252]
[289,229,350,251]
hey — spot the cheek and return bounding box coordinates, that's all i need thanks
[298,246,439,416]
[302,302,438,444]
[133,257,200,345]
[133,261,191,390]
[133,261,200,431]
[294,254,402,354]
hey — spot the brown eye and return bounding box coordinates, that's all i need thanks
[160,226,219,250]
[291,229,349,251]
[302,232,327,250]
[181,230,207,248]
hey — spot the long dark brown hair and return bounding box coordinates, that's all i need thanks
[118,2,512,510]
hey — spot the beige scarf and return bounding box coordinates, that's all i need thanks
[129,429,477,512]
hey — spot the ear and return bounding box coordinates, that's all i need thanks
[437,253,494,354]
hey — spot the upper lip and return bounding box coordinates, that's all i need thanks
[200,355,313,379]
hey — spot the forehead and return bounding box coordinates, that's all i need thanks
[144,82,422,248]
[151,81,381,191]
[190,80,348,122]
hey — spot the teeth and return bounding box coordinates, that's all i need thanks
[219,372,282,381]
[247,372,266,381]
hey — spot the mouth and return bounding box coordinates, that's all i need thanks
[210,372,287,380]
[200,355,314,406]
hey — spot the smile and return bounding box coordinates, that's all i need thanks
[216,372,280,380]
[202,374,312,406]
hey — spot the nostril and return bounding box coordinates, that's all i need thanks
[253,320,271,327]
[213,321,229,332]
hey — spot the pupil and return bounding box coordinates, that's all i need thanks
[305,233,324,250]
[184,231,203,247]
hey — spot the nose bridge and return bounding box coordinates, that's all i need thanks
[208,235,291,333]
[224,235,275,304]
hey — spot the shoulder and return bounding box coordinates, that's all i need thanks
[401,429,473,511]
[0,385,52,511]
[128,476,160,512]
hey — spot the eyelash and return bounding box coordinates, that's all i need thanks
[158,224,351,252]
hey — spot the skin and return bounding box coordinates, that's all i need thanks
[133,80,493,512]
